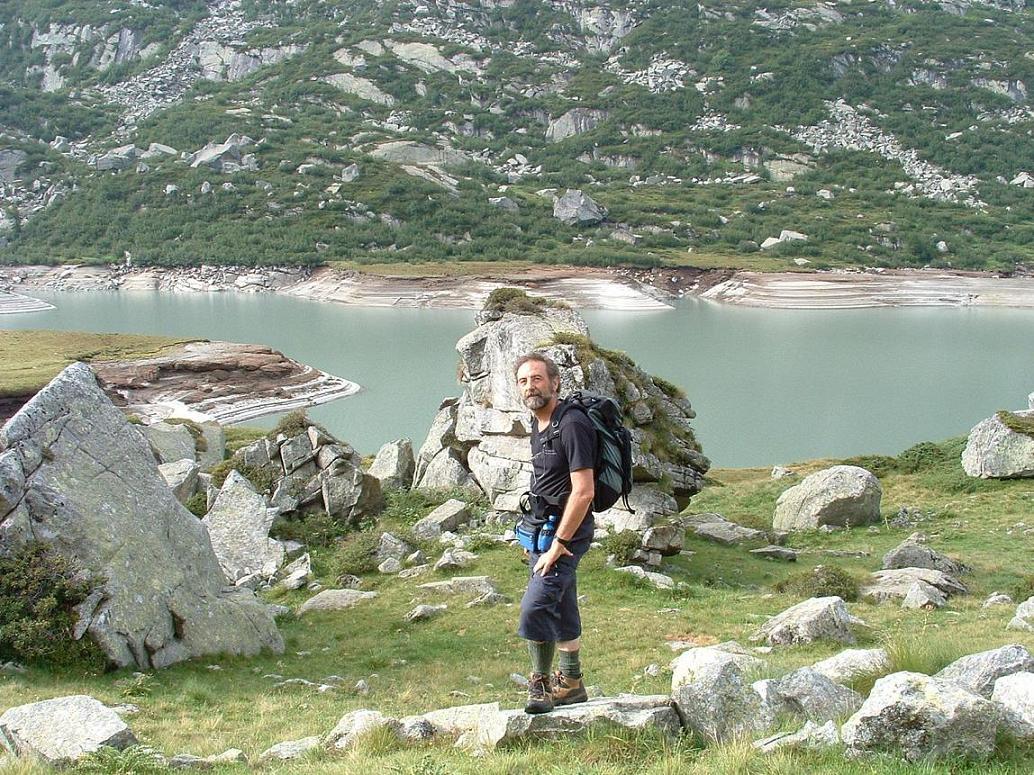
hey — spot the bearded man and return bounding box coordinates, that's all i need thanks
[513,352,596,714]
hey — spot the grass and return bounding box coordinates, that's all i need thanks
[2,437,1034,772]
[0,330,201,397]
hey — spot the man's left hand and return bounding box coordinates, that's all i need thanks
[533,541,573,576]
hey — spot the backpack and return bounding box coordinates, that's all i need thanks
[556,391,635,513]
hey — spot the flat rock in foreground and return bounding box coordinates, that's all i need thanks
[0,363,283,669]
[0,695,137,766]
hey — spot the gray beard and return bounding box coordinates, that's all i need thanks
[524,394,549,410]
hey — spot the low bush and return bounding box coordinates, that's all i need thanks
[332,531,381,575]
[270,510,342,548]
[484,287,564,314]
[774,564,859,602]
[599,530,643,566]
[0,542,107,668]
[184,492,208,517]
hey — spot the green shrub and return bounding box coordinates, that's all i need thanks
[184,492,208,517]
[1011,575,1034,604]
[0,542,107,668]
[484,287,564,314]
[332,531,381,575]
[599,530,643,565]
[270,511,342,548]
[774,564,859,602]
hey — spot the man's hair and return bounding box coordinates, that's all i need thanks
[514,352,560,381]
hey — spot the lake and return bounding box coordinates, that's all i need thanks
[2,290,1032,468]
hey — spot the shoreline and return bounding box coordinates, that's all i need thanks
[3,264,1034,313]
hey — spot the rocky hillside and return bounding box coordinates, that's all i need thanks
[3,0,1034,271]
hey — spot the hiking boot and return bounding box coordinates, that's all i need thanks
[552,671,588,706]
[524,672,554,714]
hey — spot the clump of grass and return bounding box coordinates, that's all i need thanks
[270,510,342,548]
[600,530,643,565]
[77,745,168,774]
[332,530,381,575]
[997,410,1034,440]
[184,491,208,517]
[115,671,155,699]
[885,630,969,676]
[208,459,278,492]
[484,287,565,314]
[270,409,333,440]
[1010,575,1034,604]
[652,374,686,400]
[774,564,859,601]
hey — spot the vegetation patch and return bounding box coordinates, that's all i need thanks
[484,287,566,315]
[332,530,381,576]
[773,564,860,602]
[599,530,644,566]
[270,510,341,548]
[0,541,107,668]
[997,410,1034,440]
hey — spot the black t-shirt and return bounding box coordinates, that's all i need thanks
[530,400,597,546]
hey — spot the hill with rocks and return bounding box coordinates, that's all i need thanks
[3,0,1034,273]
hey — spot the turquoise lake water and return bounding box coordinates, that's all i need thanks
[2,290,1032,468]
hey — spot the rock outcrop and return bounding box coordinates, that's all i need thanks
[773,465,882,530]
[0,363,283,669]
[0,695,137,766]
[546,108,609,142]
[412,293,708,525]
[553,189,608,226]
[750,596,864,646]
[962,409,1034,479]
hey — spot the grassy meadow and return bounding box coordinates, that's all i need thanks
[2,435,1034,773]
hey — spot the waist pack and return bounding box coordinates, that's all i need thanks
[516,491,564,553]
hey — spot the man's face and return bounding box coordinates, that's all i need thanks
[516,360,558,411]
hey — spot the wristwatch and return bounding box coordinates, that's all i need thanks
[555,536,573,548]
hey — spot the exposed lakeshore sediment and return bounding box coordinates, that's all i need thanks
[702,269,1034,309]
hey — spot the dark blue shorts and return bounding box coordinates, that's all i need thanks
[517,550,584,642]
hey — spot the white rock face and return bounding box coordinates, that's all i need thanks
[842,672,1000,761]
[0,364,282,669]
[546,108,609,142]
[773,465,882,530]
[202,471,285,583]
[553,189,608,225]
[934,644,1034,698]
[750,596,864,646]
[670,647,772,741]
[0,696,137,766]
[159,459,200,504]
[991,672,1034,739]
[322,72,395,106]
[962,410,1034,478]
[417,576,498,597]
[368,438,415,491]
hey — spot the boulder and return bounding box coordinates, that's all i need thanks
[962,410,1034,478]
[258,736,320,761]
[275,553,312,591]
[753,719,839,754]
[861,568,967,603]
[773,466,882,530]
[0,363,282,669]
[842,672,1000,761]
[546,108,609,143]
[613,565,674,589]
[194,419,226,470]
[770,668,864,721]
[983,592,1014,608]
[434,547,477,571]
[901,580,947,609]
[376,532,413,562]
[809,648,891,685]
[991,672,1034,740]
[934,644,1034,698]
[141,421,196,464]
[488,196,518,212]
[368,439,415,491]
[471,695,679,751]
[1007,596,1034,631]
[553,189,607,226]
[412,499,470,540]
[321,456,383,525]
[417,576,498,597]
[297,589,377,616]
[881,536,968,576]
[750,545,797,561]
[670,648,772,742]
[202,471,285,583]
[597,486,678,533]
[406,603,447,622]
[415,449,478,492]
[690,515,767,546]
[324,710,397,750]
[159,459,199,504]
[0,695,137,766]
[641,525,684,555]
[751,596,864,646]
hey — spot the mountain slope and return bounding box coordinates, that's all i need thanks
[2,0,1034,271]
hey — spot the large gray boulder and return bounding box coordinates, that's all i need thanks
[808,648,892,685]
[991,672,1034,740]
[553,189,607,226]
[773,465,882,530]
[202,470,285,583]
[141,421,196,464]
[368,438,415,491]
[770,668,864,721]
[0,364,283,669]
[861,567,967,603]
[159,459,199,504]
[297,588,377,616]
[412,499,470,540]
[841,672,1000,761]
[934,644,1034,698]
[962,410,1034,478]
[1007,596,1034,631]
[545,108,609,143]
[881,535,968,576]
[750,596,864,646]
[0,695,137,766]
[670,647,772,741]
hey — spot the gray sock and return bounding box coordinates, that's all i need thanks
[527,640,555,675]
[558,649,581,679]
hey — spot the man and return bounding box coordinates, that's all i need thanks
[514,352,596,714]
